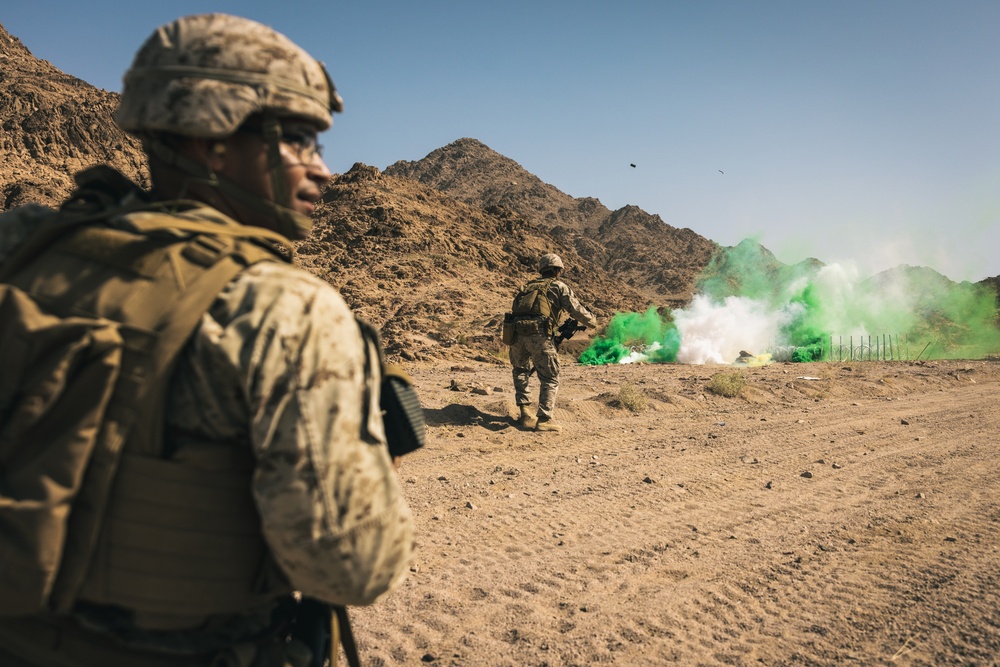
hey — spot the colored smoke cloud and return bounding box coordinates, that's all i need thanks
[580,240,1000,365]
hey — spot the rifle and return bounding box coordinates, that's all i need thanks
[553,318,586,350]
[289,597,361,667]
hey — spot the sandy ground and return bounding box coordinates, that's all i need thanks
[346,358,1000,666]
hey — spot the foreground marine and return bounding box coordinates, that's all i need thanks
[0,13,414,666]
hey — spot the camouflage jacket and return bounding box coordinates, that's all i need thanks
[542,278,599,330]
[168,259,415,605]
[0,194,415,609]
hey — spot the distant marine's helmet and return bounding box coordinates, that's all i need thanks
[539,253,565,271]
[116,13,342,138]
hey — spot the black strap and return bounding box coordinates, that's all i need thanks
[333,605,361,667]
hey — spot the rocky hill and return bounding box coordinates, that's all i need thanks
[296,163,650,362]
[0,23,147,209]
[1,20,997,363]
[386,138,719,306]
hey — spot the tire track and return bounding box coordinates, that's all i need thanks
[352,362,1000,665]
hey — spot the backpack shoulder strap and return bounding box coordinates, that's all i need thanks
[24,213,286,611]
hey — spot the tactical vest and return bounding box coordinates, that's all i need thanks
[0,170,294,624]
[511,277,560,336]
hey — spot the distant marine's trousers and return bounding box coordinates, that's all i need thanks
[510,332,560,420]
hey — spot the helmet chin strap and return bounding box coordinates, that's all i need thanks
[146,121,313,242]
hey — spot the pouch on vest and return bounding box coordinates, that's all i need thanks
[0,285,124,615]
[511,278,554,320]
[381,365,426,459]
[511,278,557,335]
[501,313,515,345]
[514,318,549,337]
[355,318,425,459]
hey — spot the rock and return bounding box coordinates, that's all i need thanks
[801,471,814,478]
[471,386,489,395]
[643,476,655,484]
[831,463,843,469]
[901,419,910,425]
[465,501,476,510]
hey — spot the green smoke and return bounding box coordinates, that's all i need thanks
[580,240,1000,364]
[579,307,680,364]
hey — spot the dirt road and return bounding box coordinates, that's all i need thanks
[349,359,1000,666]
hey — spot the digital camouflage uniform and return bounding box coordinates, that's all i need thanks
[510,278,597,422]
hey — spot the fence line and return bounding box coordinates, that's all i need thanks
[768,334,925,362]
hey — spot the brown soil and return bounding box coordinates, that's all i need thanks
[348,358,1000,666]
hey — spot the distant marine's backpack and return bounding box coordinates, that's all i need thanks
[511,277,556,321]
[509,277,558,337]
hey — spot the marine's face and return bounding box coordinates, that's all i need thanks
[214,117,332,236]
[272,119,332,220]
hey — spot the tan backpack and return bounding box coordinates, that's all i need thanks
[508,277,559,338]
[0,170,289,615]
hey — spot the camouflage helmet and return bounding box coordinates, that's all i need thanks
[539,253,565,271]
[116,13,343,139]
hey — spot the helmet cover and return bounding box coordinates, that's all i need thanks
[539,253,565,271]
[116,13,342,138]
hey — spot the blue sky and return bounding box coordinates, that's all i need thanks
[4,1,999,281]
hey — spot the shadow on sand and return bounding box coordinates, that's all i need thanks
[423,404,524,432]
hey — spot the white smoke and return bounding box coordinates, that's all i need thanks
[672,294,796,364]
[617,340,662,364]
[609,260,930,365]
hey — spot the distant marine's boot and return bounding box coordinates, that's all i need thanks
[518,405,537,429]
[534,417,562,432]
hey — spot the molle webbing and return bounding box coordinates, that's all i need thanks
[3,208,286,615]
[78,443,283,616]
[512,277,559,335]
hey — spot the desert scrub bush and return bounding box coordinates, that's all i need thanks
[706,371,745,397]
[616,382,648,412]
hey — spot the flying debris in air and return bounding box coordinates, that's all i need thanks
[718,170,724,174]
[630,163,636,168]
